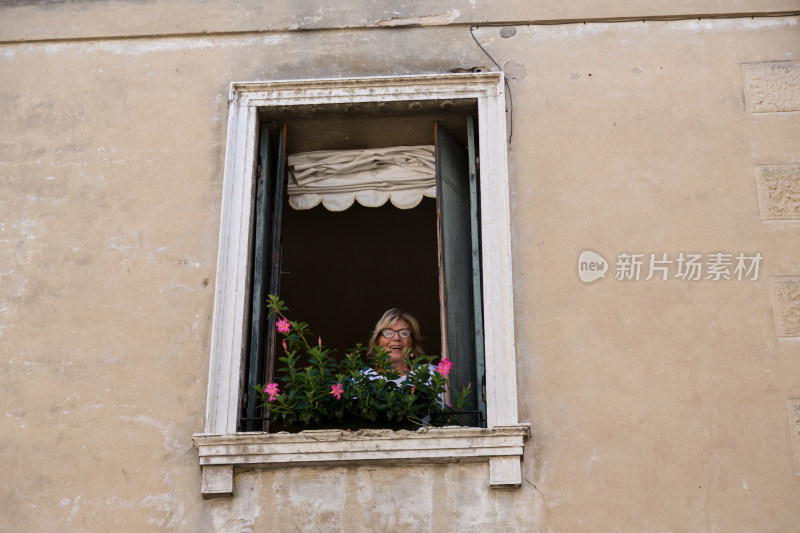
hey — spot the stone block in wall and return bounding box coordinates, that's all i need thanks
[755,165,800,220]
[200,465,233,499]
[742,62,800,113]
[770,277,800,337]
[787,399,800,472]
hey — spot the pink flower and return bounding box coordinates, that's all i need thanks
[436,358,453,376]
[276,317,291,333]
[330,383,344,400]
[264,383,280,401]
[282,339,288,351]
[318,336,322,347]
[411,386,416,394]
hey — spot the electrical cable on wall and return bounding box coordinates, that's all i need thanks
[469,25,513,144]
[468,12,800,145]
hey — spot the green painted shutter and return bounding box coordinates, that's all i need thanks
[435,121,483,426]
[243,124,287,431]
[467,116,487,427]
[265,124,288,392]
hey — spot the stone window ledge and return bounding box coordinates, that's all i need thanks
[193,424,530,498]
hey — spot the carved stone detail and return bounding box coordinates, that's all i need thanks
[755,165,800,220]
[786,400,800,472]
[194,425,530,497]
[201,465,234,499]
[742,62,800,113]
[770,277,800,336]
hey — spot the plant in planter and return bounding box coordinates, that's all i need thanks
[257,295,472,430]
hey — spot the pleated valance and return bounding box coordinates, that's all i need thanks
[287,145,436,211]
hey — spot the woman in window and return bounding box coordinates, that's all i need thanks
[366,308,425,377]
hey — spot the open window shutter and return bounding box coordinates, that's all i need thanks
[243,123,287,431]
[435,122,480,425]
[266,124,288,388]
[467,116,487,427]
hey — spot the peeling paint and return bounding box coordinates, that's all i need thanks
[374,10,459,27]
[107,231,142,251]
[0,34,288,57]
[211,475,262,532]
[491,16,799,44]
[115,414,183,452]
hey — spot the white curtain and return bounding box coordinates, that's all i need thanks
[287,145,436,211]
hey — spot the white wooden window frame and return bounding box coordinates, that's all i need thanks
[193,72,528,498]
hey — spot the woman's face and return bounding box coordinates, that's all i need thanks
[377,317,413,367]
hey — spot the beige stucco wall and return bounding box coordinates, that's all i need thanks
[2,2,799,531]
[504,18,800,532]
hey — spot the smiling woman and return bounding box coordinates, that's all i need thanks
[367,309,426,375]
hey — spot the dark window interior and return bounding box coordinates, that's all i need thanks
[280,199,441,356]
[259,99,478,359]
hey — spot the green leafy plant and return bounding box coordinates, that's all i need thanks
[257,295,472,430]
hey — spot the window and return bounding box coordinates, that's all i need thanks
[241,108,486,431]
[194,73,528,497]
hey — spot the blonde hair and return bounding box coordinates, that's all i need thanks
[367,308,425,359]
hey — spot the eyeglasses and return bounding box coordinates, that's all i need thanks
[380,328,412,339]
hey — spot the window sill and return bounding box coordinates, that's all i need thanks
[193,423,530,498]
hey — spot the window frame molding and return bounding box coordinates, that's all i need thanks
[195,72,527,497]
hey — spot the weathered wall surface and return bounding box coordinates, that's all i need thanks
[3,0,800,42]
[494,17,800,532]
[1,2,799,531]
